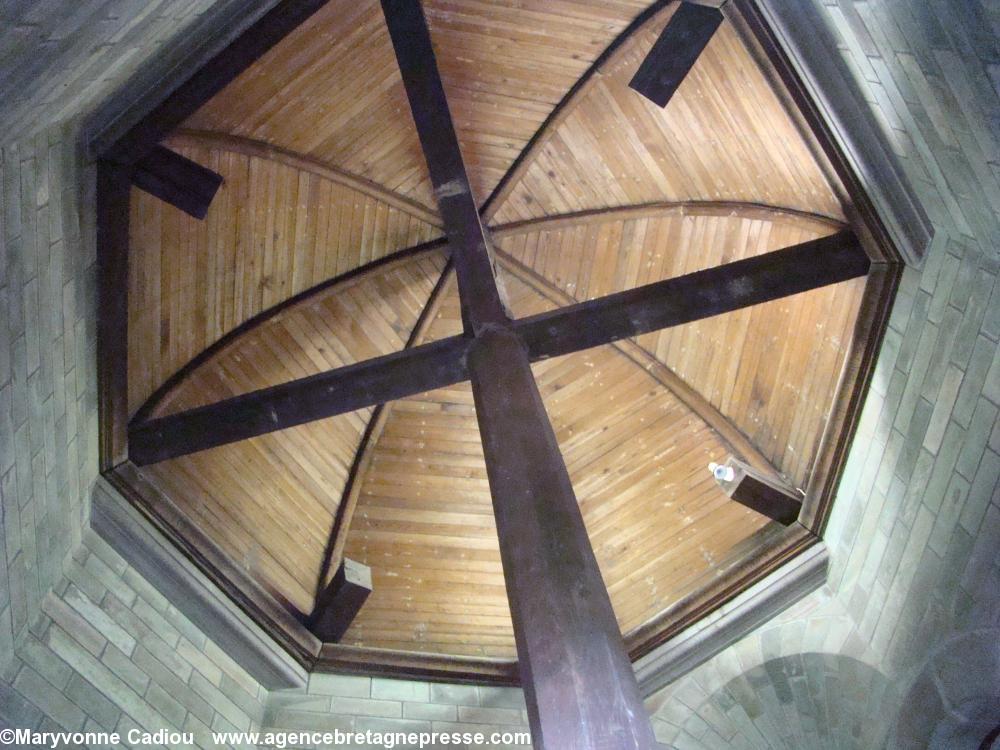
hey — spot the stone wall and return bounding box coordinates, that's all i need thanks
[1,125,97,678]
[0,0,278,148]
[266,677,530,750]
[1,531,267,748]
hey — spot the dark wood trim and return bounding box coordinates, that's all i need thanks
[133,240,446,424]
[100,0,330,165]
[130,145,223,219]
[625,522,817,659]
[382,0,508,333]
[309,559,372,642]
[516,231,870,361]
[315,645,518,685]
[635,540,828,696]
[800,262,901,532]
[96,161,131,471]
[725,0,928,266]
[128,334,473,465]
[629,2,724,108]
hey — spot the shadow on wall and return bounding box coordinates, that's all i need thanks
[890,628,1000,750]
[671,653,898,749]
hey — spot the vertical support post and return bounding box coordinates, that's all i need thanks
[467,328,655,750]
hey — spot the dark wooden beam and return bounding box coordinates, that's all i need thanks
[131,145,223,219]
[517,231,870,360]
[467,328,656,748]
[128,335,472,465]
[629,2,723,108]
[97,161,132,470]
[101,0,329,164]
[128,232,868,465]
[308,558,372,642]
[714,458,803,525]
[381,0,508,333]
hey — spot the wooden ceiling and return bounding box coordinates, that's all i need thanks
[118,0,883,666]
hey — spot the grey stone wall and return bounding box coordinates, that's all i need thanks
[1,531,268,749]
[0,0,278,149]
[265,677,531,750]
[1,125,98,679]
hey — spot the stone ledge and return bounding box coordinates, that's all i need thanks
[88,478,307,690]
[636,542,829,696]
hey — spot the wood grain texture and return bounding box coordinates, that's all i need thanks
[490,6,845,223]
[111,0,895,670]
[182,0,651,207]
[495,208,864,487]
[340,269,770,656]
[127,142,441,414]
[139,253,446,614]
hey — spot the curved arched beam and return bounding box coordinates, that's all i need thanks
[494,250,779,477]
[307,259,457,622]
[134,238,448,423]
[128,229,867,465]
[491,200,845,238]
[135,200,843,425]
[482,0,676,219]
[167,129,443,227]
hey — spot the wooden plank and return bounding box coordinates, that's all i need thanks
[131,145,223,219]
[309,558,372,641]
[128,335,472,465]
[715,458,802,525]
[381,0,507,332]
[466,327,655,749]
[516,231,869,360]
[629,2,723,108]
[101,0,331,164]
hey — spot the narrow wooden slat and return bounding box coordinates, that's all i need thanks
[629,2,723,108]
[131,146,223,219]
[97,161,132,469]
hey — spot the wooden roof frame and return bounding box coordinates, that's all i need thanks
[93,0,908,689]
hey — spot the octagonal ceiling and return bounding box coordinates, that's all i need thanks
[104,0,898,676]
